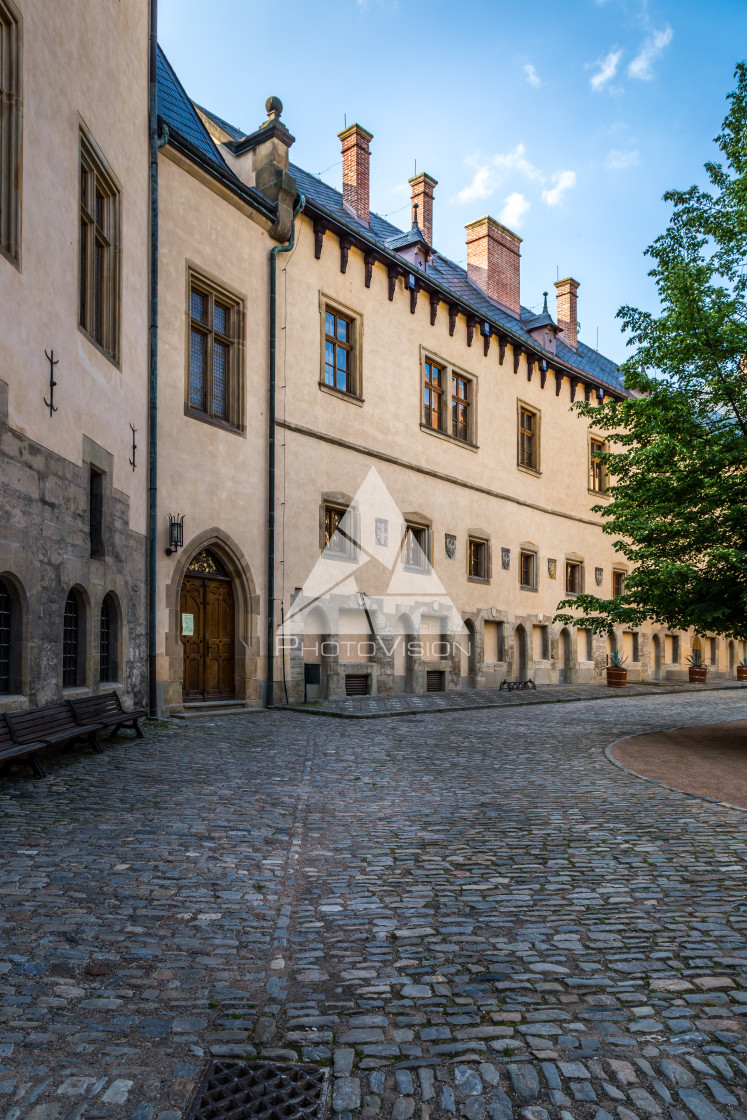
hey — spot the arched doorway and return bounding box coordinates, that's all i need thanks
[514,624,527,678]
[180,549,235,702]
[559,627,573,683]
[652,634,662,679]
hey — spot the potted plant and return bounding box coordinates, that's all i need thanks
[687,649,708,683]
[606,651,628,687]
[738,656,747,683]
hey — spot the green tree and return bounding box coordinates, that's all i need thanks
[555,63,747,642]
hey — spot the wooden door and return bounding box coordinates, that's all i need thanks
[180,576,235,701]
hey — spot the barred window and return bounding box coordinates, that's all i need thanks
[80,130,120,361]
[63,591,83,688]
[0,577,11,693]
[187,271,243,430]
[0,0,21,264]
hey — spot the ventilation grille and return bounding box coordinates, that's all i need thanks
[185,1060,329,1120]
[345,674,369,696]
[426,670,445,692]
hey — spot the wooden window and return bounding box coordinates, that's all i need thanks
[452,375,470,441]
[62,591,82,688]
[519,406,538,470]
[468,538,488,581]
[79,130,120,361]
[324,308,354,394]
[566,561,582,594]
[188,273,243,428]
[0,576,11,693]
[89,468,104,559]
[0,0,21,265]
[324,505,355,558]
[404,524,429,570]
[612,570,625,597]
[590,439,605,492]
[423,359,444,431]
[520,551,536,589]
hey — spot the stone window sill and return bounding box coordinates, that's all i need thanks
[319,382,364,406]
[420,424,478,452]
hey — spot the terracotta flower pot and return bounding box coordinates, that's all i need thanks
[688,666,708,683]
[737,665,747,682]
[606,667,627,687]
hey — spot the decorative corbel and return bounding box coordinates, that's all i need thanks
[555,371,564,396]
[364,252,375,288]
[410,282,419,315]
[570,376,579,403]
[584,384,592,402]
[483,326,491,357]
[339,235,351,274]
[498,335,507,366]
[448,305,458,336]
[526,355,535,382]
[313,219,326,260]
[513,346,522,375]
[466,316,476,347]
[430,292,439,326]
[388,266,398,302]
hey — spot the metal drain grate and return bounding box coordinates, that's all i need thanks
[185,1060,330,1120]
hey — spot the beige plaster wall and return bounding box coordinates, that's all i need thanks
[0,0,150,531]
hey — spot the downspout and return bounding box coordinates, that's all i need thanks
[267,193,305,709]
[147,0,159,718]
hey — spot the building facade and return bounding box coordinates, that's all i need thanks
[0,0,150,714]
[1,10,743,718]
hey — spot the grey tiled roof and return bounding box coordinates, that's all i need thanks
[160,48,625,395]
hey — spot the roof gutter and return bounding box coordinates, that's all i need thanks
[266,192,305,710]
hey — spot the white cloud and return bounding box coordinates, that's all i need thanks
[541,170,576,207]
[524,63,541,88]
[457,144,543,204]
[499,192,530,228]
[628,26,673,80]
[590,48,623,91]
[606,148,640,169]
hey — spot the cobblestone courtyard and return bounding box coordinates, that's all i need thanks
[1,691,746,1120]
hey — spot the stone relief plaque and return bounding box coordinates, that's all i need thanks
[444,533,456,559]
[595,567,604,586]
[501,547,511,570]
[548,558,557,579]
[375,517,388,547]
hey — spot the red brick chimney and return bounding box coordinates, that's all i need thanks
[338,123,373,225]
[409,172,437,244]
[465,216,522,317]
[555,277,580,350]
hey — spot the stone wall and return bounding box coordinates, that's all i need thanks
[0,380,147,712]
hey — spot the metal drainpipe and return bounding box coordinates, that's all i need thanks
[147,0,159,718]
[267,193,305,709]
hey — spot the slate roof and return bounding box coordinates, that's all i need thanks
[157,46,625,395]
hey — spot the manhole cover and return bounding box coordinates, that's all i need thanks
[185,1060,330,1120]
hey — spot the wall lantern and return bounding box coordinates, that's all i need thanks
[538,359,548,373]
[166,513,185,556]
[481,320,490,336]
[596,387,605,401]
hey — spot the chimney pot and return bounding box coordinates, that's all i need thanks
[555,277,580,350]
[465,216,522,317]
[409,172,437,245]
[338,123,373,225]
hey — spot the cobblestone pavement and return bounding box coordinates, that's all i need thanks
[1,690,746,1120]
[282,680,745,719]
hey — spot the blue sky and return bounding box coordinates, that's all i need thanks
[159,0,747,363]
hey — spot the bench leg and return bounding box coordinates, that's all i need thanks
[90,733,105,755]
[31,755,47,779]
[133,719,144,740]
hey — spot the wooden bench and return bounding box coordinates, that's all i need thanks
[7,703,104,757]
[0,716,48,779]
[68,691,146,739]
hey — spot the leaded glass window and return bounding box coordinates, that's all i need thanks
[187,275,242,428]
[80,129,120,361]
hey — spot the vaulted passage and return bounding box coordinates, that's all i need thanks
[180,549,235,702]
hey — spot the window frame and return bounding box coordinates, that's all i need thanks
[322,503,357,561]
[423,357,445,433]
[403,522,431,573]
[519,549,537,591]
[420,349,478,449]
[319,294,363,401]
[565,560,583,596]
[185,265,245,434]
[451,373,471,443]
[467,536,490,583]
[517,401,541,475]
[79,126,121,364]
[589,435,607,494]
[612,569,626,598]
[0,0,22,268]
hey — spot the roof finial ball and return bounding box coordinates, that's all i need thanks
[542,290,549,313]
[266,96,283,121]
